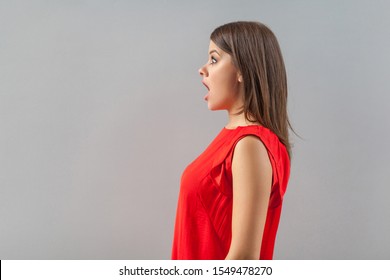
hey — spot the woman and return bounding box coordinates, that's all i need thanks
[172,21,292,260]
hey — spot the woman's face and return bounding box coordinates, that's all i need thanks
[199,40,244,112]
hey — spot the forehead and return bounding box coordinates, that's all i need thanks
[208,40,223,53]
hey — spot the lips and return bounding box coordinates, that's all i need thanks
[202,80,210,91]
[202,80,210,101]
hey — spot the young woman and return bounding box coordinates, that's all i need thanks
[172,21,292,260]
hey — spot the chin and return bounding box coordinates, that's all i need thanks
[208,104,220,111]
[208,102,227,111]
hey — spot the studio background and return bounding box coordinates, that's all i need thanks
[1,0,389,259]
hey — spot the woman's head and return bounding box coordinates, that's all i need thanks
[209,21,292,157]
[198,40,245,112]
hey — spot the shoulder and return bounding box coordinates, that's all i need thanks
[232,135,272,171]
[234,135,268,158]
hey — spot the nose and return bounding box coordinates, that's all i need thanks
[198,64,208,77]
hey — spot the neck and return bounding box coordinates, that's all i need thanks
[226,110,260,129]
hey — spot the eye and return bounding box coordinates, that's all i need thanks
[210,56,217,65]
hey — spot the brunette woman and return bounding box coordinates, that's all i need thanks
[172,21,292,260]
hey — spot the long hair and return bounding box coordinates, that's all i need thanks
[210,21,293,158]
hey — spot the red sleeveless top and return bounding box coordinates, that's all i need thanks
[171,125,290,260]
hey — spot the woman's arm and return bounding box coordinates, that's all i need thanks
[225,135,272,260]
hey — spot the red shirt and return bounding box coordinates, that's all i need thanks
[171,125,290,259]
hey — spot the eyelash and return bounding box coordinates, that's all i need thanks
[210,56,217,65]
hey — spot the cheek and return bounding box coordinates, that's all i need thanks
[211,70,238,93]
[217,75,240,100]
[209,76,241,110]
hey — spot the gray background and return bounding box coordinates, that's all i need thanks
[1,0,389,259]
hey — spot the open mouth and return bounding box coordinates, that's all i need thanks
[202,81,209,91]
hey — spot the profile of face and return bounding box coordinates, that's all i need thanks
[199,40,244,112]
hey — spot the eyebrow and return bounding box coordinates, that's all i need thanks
[209,49,221,56]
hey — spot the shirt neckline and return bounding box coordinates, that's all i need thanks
[223,124,262,131]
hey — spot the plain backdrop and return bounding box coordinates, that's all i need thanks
[1,0,389,259]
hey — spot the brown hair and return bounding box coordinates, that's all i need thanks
[210,21,293,158]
